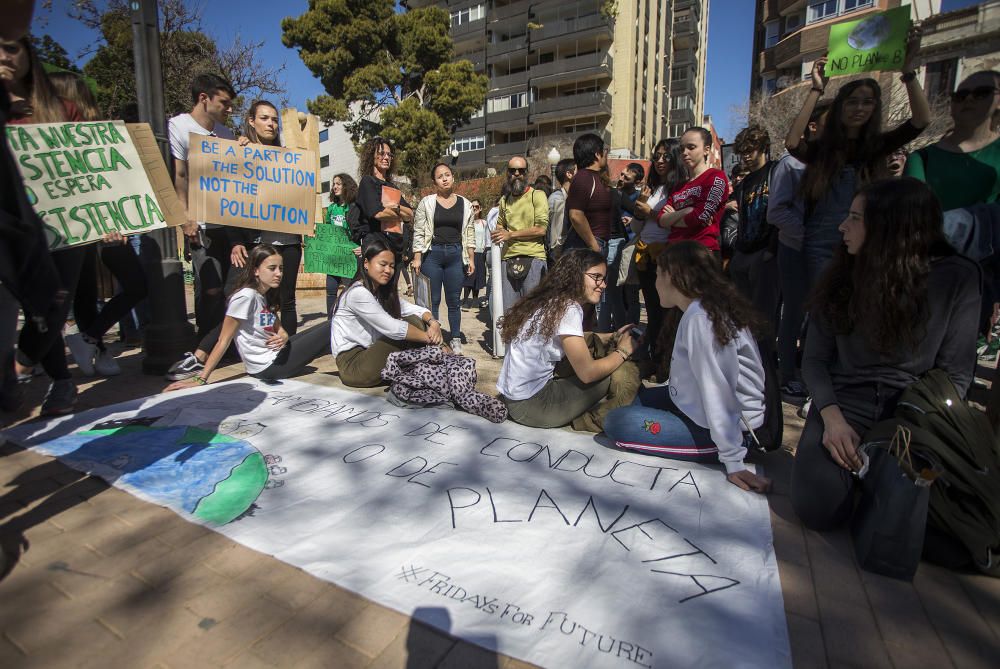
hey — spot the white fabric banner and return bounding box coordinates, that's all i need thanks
[3,379,790,669]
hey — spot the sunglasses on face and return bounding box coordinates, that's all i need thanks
[951,86,999,103]
[507,167,526,175]
[652,152,669,162]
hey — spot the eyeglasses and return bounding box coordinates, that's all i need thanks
[951,86,999,103]
[376,151,394,159]
[507,167,526,175]
[584,272,607,285]
[472,204,481,209]
[652,152,669,162]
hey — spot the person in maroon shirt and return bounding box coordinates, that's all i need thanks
[657,127,729,254]
[566,133,612,251]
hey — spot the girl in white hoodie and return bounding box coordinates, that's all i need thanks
[603,241,773,494]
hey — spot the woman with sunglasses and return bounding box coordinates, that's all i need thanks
[905,71,999,355]
[496,249,640,432]
[631,139,688,355]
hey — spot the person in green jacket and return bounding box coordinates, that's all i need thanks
[320,173,361,317]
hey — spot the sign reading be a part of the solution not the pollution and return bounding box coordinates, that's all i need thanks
[187,135,318,236]
[826,6,911,76]
[5,121,183,249]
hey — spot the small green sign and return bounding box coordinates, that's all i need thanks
[826,6,911,76]
[304,224,358,278]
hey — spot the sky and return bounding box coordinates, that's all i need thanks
[37,0,983,145]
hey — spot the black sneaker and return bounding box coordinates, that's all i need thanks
[165,352,205,381]
[780,380,808,398]
[41,379,77,416]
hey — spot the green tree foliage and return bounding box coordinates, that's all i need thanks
[70,0,285,123]
[32,34,80,72]
[282,0,488,183]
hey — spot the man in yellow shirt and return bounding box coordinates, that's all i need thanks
[491,156,549,315]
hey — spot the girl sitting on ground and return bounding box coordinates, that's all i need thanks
[603,241,772,494]
[331,236,443,388]
[165,245,330,390]
[791,177,979,530]
[496,249,641,432]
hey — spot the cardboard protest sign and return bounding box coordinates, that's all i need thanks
[608,159,653,185]
[304,224,358,278]
[187,135,318,236]
[280,108,324,224]
[826,6,911,76]
[5,120,184,249]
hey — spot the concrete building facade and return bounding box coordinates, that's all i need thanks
[405,0,710,172]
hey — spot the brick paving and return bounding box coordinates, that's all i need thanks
[1,289,998,668]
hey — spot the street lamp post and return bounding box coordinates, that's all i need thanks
[546,147,560,182]
[131,0,195,374]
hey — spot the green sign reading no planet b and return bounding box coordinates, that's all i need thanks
[826,6,911,76]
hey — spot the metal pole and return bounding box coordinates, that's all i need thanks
[131,0,195,374]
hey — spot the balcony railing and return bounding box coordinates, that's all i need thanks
[488,35,529,57]
[530,51,612,80]
[490,69,530,91]
[491,0,531,22]
[532,91,611,117]
[530,13,610,42]
[451,18,485,40]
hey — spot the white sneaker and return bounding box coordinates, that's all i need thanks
[65,333,97,376]
[95,349,121,376]
[450,340,463,355]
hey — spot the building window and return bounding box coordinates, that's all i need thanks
[470,104,485,119]
[450,136,486,153]
[785,13,803,34]
[487,91,529,113]
[318,129,329,142]
[320,155,330,168]
[925,58,959,100]
[671,95,693,110]
[671,66,689,83]
[321,180,330,193]
[451,4,485,28]
[765,21,780,48]
[807,0,873,24]
[670,124,686,137]
[762,75,777,96]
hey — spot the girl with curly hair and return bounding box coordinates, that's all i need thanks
[603,241,772,494]
[355,136,414,263]
[791,178,980,530]
[497,249,641,431]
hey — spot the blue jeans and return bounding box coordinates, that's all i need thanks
[603,386,720,462]
[596,237,627,333]
[421,243,465,339]
[777,242,808,384]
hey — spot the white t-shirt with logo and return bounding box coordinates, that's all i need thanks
[167,113,235,229]
[497,302,584,400]
[226,287,280,374]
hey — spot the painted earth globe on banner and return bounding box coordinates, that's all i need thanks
[848,14,892,51]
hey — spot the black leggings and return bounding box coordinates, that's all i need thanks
[18,246,87,381]
[276,244,302,336]
[790,383,900,531]
[74,243,148,347]
[253,322,329,380]
[637,266,665,355]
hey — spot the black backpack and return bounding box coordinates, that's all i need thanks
[746,336,783,452]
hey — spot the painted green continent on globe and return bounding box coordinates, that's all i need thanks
[848,14,891,51]
[39,424,269,524]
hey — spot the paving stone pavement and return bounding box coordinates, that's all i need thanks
[1,289,998,668]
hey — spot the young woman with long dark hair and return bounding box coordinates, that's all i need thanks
[791,178,980,530]
[655,127,729,254]
[331,237,442,388]
[411,163,476,353]
[355,137,414,262]
[784,47,929,285]
[165,245,330,390]
[497,249,640,432]
[603,241,772,493]
[631,138,688,352]
[3,36,85,414]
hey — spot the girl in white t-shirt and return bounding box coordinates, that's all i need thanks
[331,236,443,387]
[165,245,330,390]
[603,241,773,494]
[497,249,641,431]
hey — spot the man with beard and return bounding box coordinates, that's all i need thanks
[491,156,549,315]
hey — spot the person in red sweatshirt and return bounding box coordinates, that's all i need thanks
[656,127,729,256]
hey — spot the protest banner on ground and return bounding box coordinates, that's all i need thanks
[826,6,911,76]
[5,120,184,249]
[186,135,318,236]
[303,224,358,277]
[4,380,791,669]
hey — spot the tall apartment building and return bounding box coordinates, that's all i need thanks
[749,1,940,98]
[404,0,710,172]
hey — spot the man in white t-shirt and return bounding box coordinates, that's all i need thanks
[167,74,235,348]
